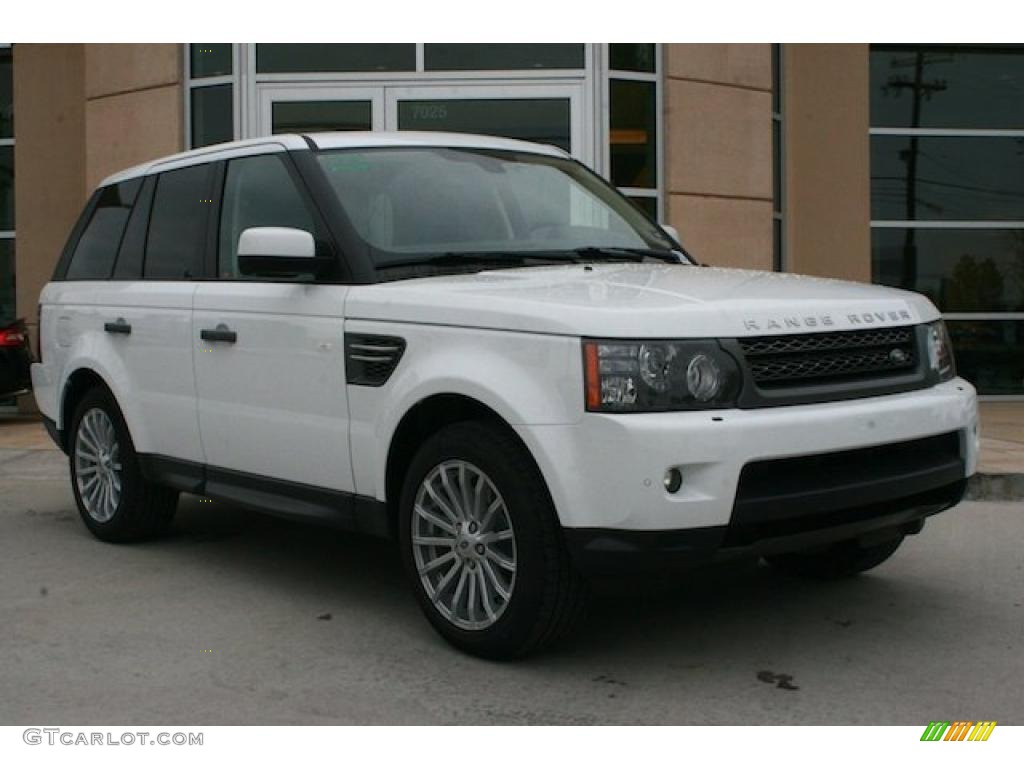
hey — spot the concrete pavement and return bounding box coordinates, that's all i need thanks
[0,447,1021,725]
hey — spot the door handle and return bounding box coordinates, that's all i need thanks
[200,324,238,344]
[104,319,132,335]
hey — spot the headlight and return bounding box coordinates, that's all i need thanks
[926,320,956,382]
[583,339,741,412]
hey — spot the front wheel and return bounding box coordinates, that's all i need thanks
[399,421,587,659]
[764,535,905,580]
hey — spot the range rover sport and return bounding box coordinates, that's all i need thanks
[31,132,978,658]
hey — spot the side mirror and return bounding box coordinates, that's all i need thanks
[237,227,319,277]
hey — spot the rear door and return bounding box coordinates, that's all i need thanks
[51,171,208,465]
[192,151,354,492]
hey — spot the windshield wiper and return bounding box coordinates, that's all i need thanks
[572,246,684,265]
[375,251,581,271]
[376,246,686,272]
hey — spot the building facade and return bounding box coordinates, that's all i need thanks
[3,43,1022,409]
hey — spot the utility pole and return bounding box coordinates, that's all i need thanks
[884,52,948,289]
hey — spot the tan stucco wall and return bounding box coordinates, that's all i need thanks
[783,44,871,282]
[85,44,181,101]
[13,44,183,411]
[664,44,773,270]
[84,44,183,190]
[12,45,87,349]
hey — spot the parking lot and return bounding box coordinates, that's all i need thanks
[1,443,1021,725]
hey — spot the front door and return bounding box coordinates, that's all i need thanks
[257,82,588,163]
[192,151,354,494]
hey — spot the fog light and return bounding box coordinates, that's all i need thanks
[664,468,683,494]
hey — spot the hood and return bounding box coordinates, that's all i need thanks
[345,263,939,338]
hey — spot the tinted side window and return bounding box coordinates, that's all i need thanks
[145,164,211,279]
[65,179,142,279]
[113,175,156,280]
[218,154,316,278]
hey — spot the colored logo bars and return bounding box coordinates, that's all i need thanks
[920,721,997,742]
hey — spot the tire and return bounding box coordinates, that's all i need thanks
[68,386,178,543]
[764,535,905,580]
[398,420,587,659]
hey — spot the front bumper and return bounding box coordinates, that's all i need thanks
[564,477,966,575]
[518,378,978,570]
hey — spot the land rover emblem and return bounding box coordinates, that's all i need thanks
[889,348,909,365]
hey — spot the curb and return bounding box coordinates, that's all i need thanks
[966,473,1024,502]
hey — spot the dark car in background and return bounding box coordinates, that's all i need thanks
[0,319,32,399]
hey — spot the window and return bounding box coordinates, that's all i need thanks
[144,165,211,279]
[397,98,572,152]
[0,144,12,231]
[113,176,155,280]
[187,44,235,149]
[772,44,785,271]
[65,179,142,279]
[870,44,1024,396]
[257,44,415,74]
[218,154,316,278]
[1,44,15,331]
[272,101,372,134]
[0,238,13,323]
[424,44,584,71]
[607,44,661,220]
[190,44,232,78]
[609,80,656,189]
[191,85,233,148]
[609,44,656,74]
[871,46,1024,129]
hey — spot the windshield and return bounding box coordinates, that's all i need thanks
[315,147,681,270]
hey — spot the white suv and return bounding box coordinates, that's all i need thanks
[32,132,978,658]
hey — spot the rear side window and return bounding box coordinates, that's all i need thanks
[65,179,142,279]
[144,164,212,279]
[113,175,156,280]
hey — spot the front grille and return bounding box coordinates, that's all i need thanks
[738,326,917,389]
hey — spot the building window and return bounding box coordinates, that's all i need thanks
[1,43,15,325]
[607,44,662,221]
[771,44,785,271]
[870,44,1024,396]
[185,44,663,221]
[186,44,236,148]
[1,43,14,408]
[424,44,584,72]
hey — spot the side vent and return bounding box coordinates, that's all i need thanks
[345,333,406,386]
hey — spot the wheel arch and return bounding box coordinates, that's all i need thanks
[58,368,117,453]
[383,393,551,539]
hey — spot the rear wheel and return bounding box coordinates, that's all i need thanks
[69,387,178,542]
[399,421,587,659]
[764,535,905,580]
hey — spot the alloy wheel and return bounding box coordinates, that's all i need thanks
[411,460,517,630]
[74,407,123,523]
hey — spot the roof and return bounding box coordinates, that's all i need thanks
[99,131,570,188]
